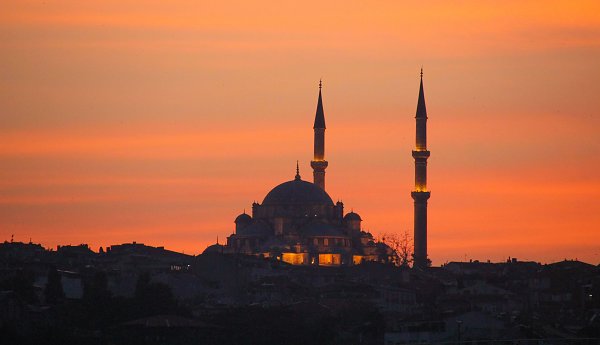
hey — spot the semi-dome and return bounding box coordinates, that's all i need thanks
[202,243,224,254]
[344,212,362,221]
[262,178,334,206]
[234,213,252,224]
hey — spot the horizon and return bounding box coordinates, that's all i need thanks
[1,1,600,265]
[5,239,599,266]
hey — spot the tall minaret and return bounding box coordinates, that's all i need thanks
[411,68,431,269]
[311,80,328,190]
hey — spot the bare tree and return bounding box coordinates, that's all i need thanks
[380,230,413,267]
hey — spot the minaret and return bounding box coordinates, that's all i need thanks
[411,68,431,269]
[311,80,328,190]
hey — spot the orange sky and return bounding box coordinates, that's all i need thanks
[1,0,599,264]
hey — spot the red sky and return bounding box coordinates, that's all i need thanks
[1,0,599,264]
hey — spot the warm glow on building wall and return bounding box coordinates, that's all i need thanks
[281,252,307,265]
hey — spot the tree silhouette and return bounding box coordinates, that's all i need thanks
[380,230,413,267]
[134,272,178,316]
[44,265,64,304]
[11,268,38,304]
[83,270,111,303]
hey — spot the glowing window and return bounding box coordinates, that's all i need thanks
[353,255,363,265]
[319,254,341,266]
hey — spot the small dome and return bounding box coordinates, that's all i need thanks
[344,212,362,221]
[262,179,334,207]
[203,243,224,254]
[234,213,252,224]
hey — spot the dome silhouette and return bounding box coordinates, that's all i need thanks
[343,212,362,221]
[234,213,252,224]
[262,178,334,207]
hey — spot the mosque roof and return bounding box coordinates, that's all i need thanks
[262,177,334,207]
[236,221,270,237]
[301,222,346,237]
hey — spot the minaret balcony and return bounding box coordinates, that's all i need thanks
[412,150,430,159]
[411,191,431,201]
[311,160,328,170]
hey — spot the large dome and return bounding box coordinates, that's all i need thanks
[262,178,334,206]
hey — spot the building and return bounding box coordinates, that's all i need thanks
[216,81,397,266]
[412,69,431,268]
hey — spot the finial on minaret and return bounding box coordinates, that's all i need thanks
[319,78,322,90]
[420,67,423,79]
[295,160,301,180]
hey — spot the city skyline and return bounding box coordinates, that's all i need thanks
[1,1,600,265]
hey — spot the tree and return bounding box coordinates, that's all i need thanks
[44,265,65,304]
[380,230,413,267]
[12,268,38,303]
[83,270,111,302]
[134,272,177,316]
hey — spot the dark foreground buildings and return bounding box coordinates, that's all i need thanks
[1,240,599,344]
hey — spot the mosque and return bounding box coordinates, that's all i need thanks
[206,74,430,267]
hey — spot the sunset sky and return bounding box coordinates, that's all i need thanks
[1,0,599,264]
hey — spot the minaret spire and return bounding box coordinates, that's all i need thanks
[295,160,301,180]
[314,80,326,130]
[411,68,431,269]
[311,80,328,190]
